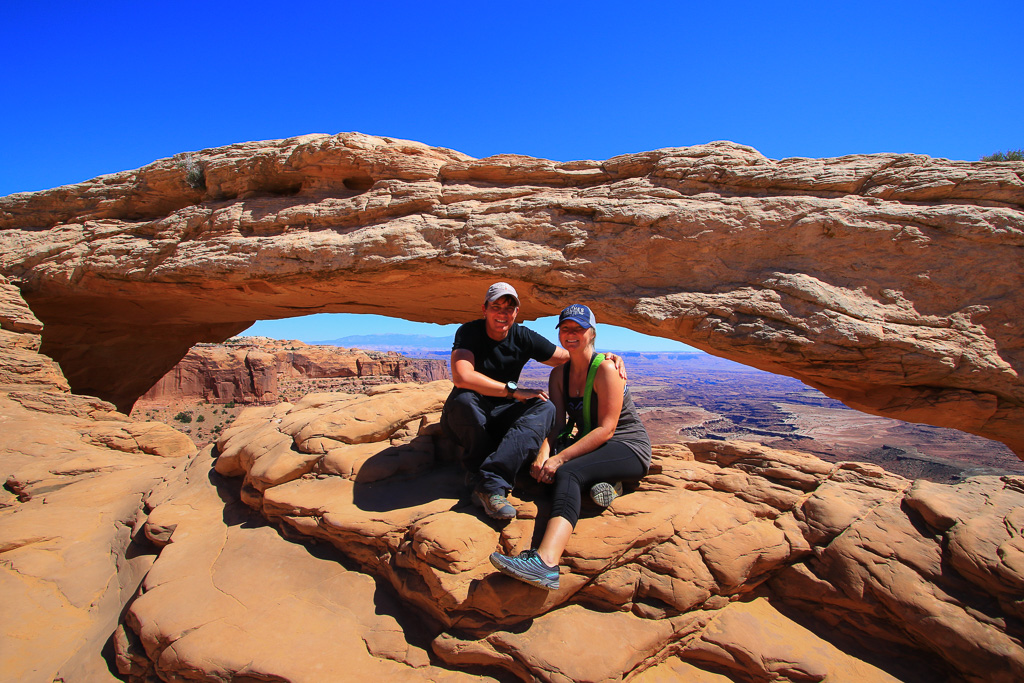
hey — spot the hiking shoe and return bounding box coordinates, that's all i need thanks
[474,489,516,520]
[590,481,623,508]
[489,549,559,590]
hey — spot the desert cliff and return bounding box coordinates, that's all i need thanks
[138,337,448,404]
[0,133,1021,455]
[1,136,1023,682]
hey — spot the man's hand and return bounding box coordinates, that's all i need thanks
[514,388,549,402]
[604,352,628,380]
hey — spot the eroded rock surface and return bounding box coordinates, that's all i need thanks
[1,133,1021,455]
[4,275,1021,683]
[0,275,195,682]
[130,381,1021,682]
[118,447,482,683]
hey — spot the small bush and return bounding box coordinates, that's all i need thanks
[225,401,235,408]
[196,414,206,423]
[981,149,1024,162]
[174,152,206,189]
[174,411,193,424]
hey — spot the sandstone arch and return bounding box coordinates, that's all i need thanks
[1,133,1022,456]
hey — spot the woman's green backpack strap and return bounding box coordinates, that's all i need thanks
[556,353,606,446]
[581,353,605,434]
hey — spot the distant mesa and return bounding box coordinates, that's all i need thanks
[139,337,449,405]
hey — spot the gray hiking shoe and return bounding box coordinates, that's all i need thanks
[589,481,623,508]
[474,489,516,520]
[489,549,559,590]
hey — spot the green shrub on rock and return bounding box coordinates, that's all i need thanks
[981,149,1024,161]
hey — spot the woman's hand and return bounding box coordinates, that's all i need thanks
[537,454,565,484]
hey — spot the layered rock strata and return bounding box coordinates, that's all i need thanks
[139,337,449,404]
[1,133,1021,456]
[139,381,1022,682]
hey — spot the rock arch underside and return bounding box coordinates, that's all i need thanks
[1,133,1023,682]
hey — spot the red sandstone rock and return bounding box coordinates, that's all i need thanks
[139,337,449,404]
[183,390,1024,681]
[3,135,1024,682]
[1,134,1021,456]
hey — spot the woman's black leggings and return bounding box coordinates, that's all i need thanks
[550,440,647,527]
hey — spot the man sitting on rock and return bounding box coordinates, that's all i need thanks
[441,282,624,520]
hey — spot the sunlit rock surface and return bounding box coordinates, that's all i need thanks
[112,381,1020,682]
[139,337,449,404]
[0,275,194,682]
[2,134,1023,681]
[1,133,1021,455]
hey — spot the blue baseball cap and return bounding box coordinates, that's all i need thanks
[557,304,596,329]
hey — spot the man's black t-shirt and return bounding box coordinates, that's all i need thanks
[452,320,557,384]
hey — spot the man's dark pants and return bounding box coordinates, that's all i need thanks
[440,388,555,495]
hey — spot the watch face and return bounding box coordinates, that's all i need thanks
[507,381,518,392]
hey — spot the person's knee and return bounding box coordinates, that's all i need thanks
[445,392,483,424]
[443,394,490,445]
[537,398,555,425]
[535,398,556,419]
[554,467,584,490]
[520,398,555,433]
[448,390,479,411]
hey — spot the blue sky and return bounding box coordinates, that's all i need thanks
[4,1,1020,349]
[243,312,699,352]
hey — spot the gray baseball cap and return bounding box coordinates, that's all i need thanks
[485,282,520,306]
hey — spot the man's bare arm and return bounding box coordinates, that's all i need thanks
[539,347,570,368]
[451,349,548,401]
[540,347,627,380]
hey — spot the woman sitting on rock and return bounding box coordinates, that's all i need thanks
[489,304,652,590]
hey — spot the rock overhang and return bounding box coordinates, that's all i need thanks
[1,132,1022,456]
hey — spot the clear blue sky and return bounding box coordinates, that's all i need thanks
[4,1,1020,349]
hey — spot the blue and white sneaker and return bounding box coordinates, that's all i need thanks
[489,549,559,590]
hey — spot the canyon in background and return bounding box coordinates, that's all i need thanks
[134,335,1024,485]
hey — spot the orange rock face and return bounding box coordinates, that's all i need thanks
[114,386,1021,682]
[2,133,1024,680]
[0,275,196,682]
[1,133,1021,457]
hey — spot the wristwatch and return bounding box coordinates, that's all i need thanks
[505,381,518,397]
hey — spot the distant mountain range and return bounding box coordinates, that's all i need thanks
[311,333,705,357]
[311,334,453,352]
